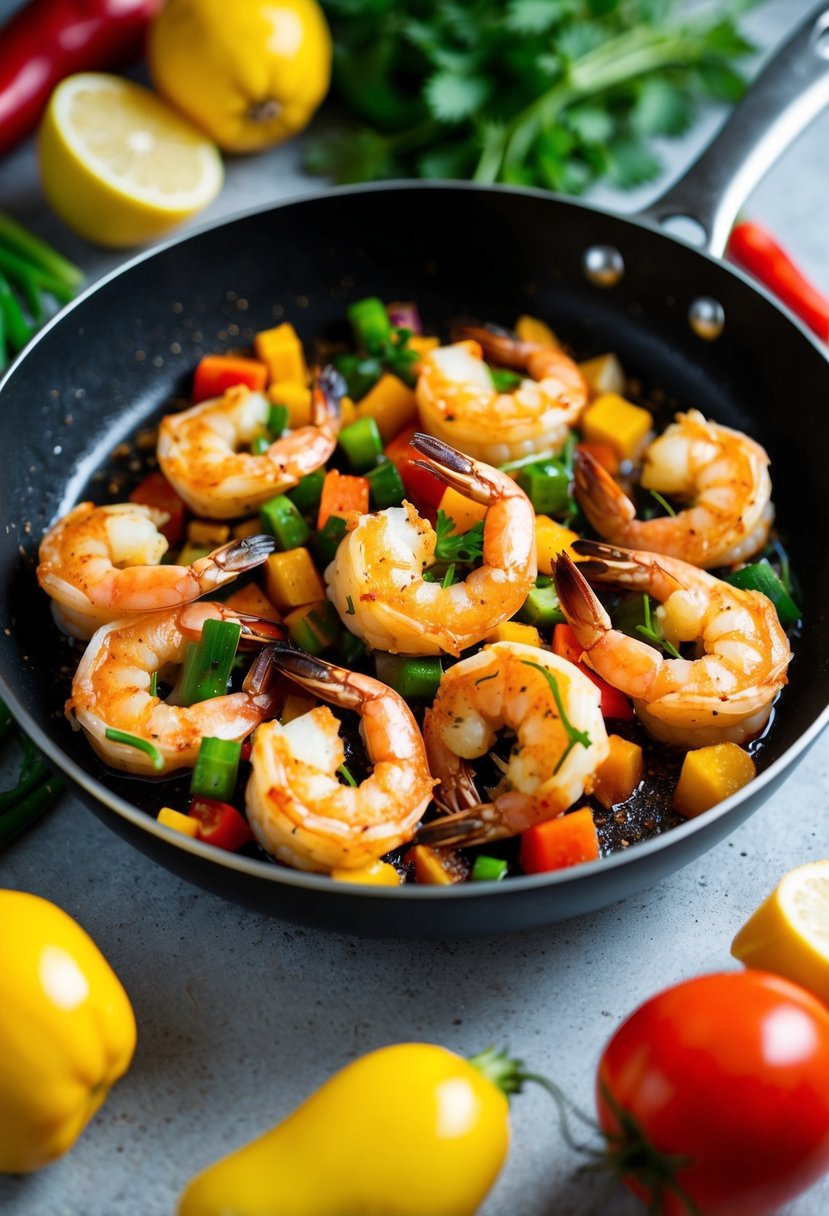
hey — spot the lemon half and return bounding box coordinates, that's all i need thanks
[38,73,224,248]
[732,860,829,1004]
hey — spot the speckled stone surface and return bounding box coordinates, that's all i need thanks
[2,1,829,1213]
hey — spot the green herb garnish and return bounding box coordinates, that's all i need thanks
[433,509,485,565]
[104,728,164,772]
[521,660,592,774]
[636,595,681,658]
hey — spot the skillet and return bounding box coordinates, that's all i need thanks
[1,7,829,939]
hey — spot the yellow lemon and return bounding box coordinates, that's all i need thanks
[38,73,224,248]
[732,860,829,1005]
[148,0,332,154]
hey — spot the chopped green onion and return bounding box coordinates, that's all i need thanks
[0,210,84,290]
[516,459,571,516]
[288,467,326,517]
[441,563,457,589]
[179,619,241,706]
[267,402,290,437]
[648,489,677,517]
[0,245,75,305]
[337,763,358,787]
[149,672,158,697]
[104,727,164,771]
[366,458,405,508]
[287,601,340,655]
[338,416,384,471]
[190,737,242,801]
[521,660,592,774]
[333,352,383,400]
[0,269,33,352]
[347,296,392,351]
[489,366,523,392]
[519,579,566,628]
[374,653,443,700]
[311,514,348,566]
[636,596,681,658]
[722,560,801,627]
[471,854,509,882]
[346,595,356,616]
[260,494,311,550]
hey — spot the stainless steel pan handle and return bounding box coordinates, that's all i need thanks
[637,3,829,256]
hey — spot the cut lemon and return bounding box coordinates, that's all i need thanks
[37,73,224,248]
[732,860,829,1005]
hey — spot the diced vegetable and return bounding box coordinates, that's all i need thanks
[673,743,756,819]
[593,735,644,810]
[178,618,241,706]
[552,624,634,720]
[287,468,326,517]
[338,416,384,471]
[385,301,423,333]
[310,514,348,567]
[721,560,801,627]
[176,542,212,566]
[520,808,600,873]
[437,485,488,534]
[470,855,509,882]
[366,459,406,509]
[317,468,370,529]
[186,520,229,547]
[222,583,282,623]
[192,354,268,403]
[104,728,164,771]
[129,471,186,547]
[535,516,581,575]
[486,621,543,648]
[157,807,199,838]
[354,373,418,442]
[190,738,242,801]
[384,424,444,508]
[578,352,625,398]
[260,495,311,550]
[268,381,312,427]
[330,860,402,886]
[515,314,559,347]
[404,844,469,885]
[263,548,326,611]
[280,691,319,724]
[267,402,290,436]
[187,796,254,851]
[284,600,340,655]
[374,653,443,701]
[348,296,392,350]
[516,459,571,515]
[581,392,653,461]
[408,334,440,358]
[254,322,308,384]
[232,516,265,540]
[575,440,619,475]
[518,578,566,629]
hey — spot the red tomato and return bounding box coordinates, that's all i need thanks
[188,797,254,852]
[596,971,829,1215]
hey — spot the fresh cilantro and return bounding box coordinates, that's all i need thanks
[309,1,755,194]
[433,510,485,565]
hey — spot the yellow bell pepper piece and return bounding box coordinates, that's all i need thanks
[158,807,200,837]
[578,353,625,398]
[486,621,543,648]
[268,381,312,428]
[222,582,282,623]
[581,392,653,462]
[330,860,402,886]
[406,844,468,886]
[280,691,319,724]
[186,520,230,547]
[438,485,488,534]
[263,548,326,611]
[673,743,756,818]
[593,735,644,810]
[408,334,440,357]
[232,515,265,540]
[355,373,417,443]
[0,890,136,1174]
[177,1043,509,1216]
[515,314,559,347]
[535,516,581,575]
[255,322,308,385]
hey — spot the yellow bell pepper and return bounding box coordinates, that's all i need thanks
[0,890,136,1173]
[177,1042,512,1216]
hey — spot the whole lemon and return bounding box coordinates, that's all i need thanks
[148,0,332,154]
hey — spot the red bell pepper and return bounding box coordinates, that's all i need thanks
[383,425,445,511]
[0,0,162,158]
[520,808,600,874]
[552,623,634,720]
[192,354,268,403]
[129,470,187,547]
[188,796,254,852]
[728,220,829,343]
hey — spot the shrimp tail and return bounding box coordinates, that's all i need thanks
[553,553,610,650]
[571,540,685,597]
[254,642,367,711]
[416,809,490,847]
[411,433,503,506]
[573,449,635,538]
[311,364,346,431]
[199,534,276,577]
[450,320,528,366]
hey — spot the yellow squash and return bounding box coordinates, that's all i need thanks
[178,1042,511,1215]
[148,0,332,153]
[0,890,136,1173]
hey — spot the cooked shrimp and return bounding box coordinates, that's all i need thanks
[244,645,435,873]
[157,365,343,518]
[415,325,587,465]
[37,501,275,639]
[574,410,774,568]
[326,433,537,656]
[67,602,284,775]
[416,641,608,847]
[554,541,791,748]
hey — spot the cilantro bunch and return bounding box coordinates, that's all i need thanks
[306,0,755,193]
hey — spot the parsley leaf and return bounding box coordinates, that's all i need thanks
[433,509,485,565]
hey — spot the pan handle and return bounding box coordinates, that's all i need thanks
[636,3,829,257]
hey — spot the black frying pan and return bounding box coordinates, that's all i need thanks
[2,8,829,938]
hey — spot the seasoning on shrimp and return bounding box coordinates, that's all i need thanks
[156,366,344,519]
[36,501,275,639]
[415,326,587,466]
[66,602,284,776]
[417,641,609,846]
[574,410,774,568]
[325,434,537,656]
[554,542,791,749]
[244,644,435,872]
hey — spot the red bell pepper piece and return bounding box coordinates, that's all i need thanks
[128,470,187,547]
[188,796,254,852]
[520,808,600,874]
[728,220,829,343]
[192,354,268,403]
[552,623,634,720]
[383,425,445,511]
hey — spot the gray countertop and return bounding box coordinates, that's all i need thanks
[2,2,829,1214]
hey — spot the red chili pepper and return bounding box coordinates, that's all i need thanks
[188,796,254,852]
[552,623,634,720]
[0,0,163,158]
[728,220,829,343]
[129,470,187,547]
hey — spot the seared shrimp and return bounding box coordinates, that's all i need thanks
[326,434,537,656]
[37,501,275,639]
[554,541,791,748]
[67,602,284,775]
[574,410,774,568]
[416,325,587,465]
[245,645,435,873]
[157,365,343,518]
[417,641,608,847]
